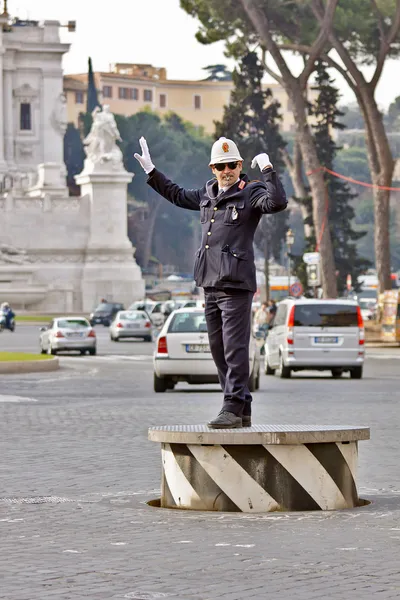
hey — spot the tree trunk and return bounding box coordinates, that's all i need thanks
[282,142,313,239]
[357,91,394,292]
[263,218,270,302]
[290,92,337,298]
[141,193,162,269]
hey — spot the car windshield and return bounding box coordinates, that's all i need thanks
[95,303,114,311]
[129,302,153,312]
[294,304,358,327]
[57,319,90,328]
[168,312,208,333]
[119,311,147,321]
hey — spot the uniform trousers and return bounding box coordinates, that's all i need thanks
[204,287,254,417]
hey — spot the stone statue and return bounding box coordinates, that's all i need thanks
[0,243,28,265]
[50,93,68,136]
[83,105,123,167]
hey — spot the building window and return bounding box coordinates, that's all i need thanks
[130,88,138,100]
[75,91,84,104]
[144,89,153,102]
[159,93,167,108]
[118,87,130,99]
[194,95,201,110]
[20,103,31,130]
[103,85,112,98]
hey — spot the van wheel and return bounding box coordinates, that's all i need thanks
[154,373,167,393]
[278,354,291,379]
[350,366,363,379]
[331,368,343,378]
[265,356,275,375]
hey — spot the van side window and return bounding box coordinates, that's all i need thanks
[274,304,287,326]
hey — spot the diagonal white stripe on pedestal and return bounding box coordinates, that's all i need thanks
[162,444,202,508]
[189,444,279,512]
[336,442,358,482]
[264,444,348,510]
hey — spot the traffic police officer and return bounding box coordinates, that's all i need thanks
[134,136,287,428]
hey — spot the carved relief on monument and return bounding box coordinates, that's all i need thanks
[0,243,30,265]
[50,93,68,136]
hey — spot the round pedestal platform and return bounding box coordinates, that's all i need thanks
[148,424,370,512]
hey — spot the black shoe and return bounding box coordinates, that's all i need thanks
[207,411,243,429]
[242,416,252,427]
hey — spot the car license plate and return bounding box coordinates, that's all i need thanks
[127,323,139,328]
[69,332,84,338]
[186,344,210,353]
[314,336,338,343]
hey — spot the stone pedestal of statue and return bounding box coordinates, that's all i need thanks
[75,108,144,312]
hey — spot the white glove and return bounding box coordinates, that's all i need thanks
[251,153,273,171]
[134,137,155,174]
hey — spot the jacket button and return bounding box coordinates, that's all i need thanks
[207,231,211,236]
[211,219,215,223]
[205,245,209,249]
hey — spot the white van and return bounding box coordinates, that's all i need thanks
[264,298,365,379]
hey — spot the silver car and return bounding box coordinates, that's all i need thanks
[264,298,365,379]
[109,310,153,342]
[40,317,97,355]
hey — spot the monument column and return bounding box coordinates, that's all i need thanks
[75,105,145,312]
[3,65,15,168]
[0,14,9,173]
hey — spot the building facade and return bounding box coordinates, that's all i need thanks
[64,63,298,134]
[0,17,144,312]
[0,15,69,178]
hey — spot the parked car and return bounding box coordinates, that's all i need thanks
[39,317,96,355]
[109,310,153,342]
[153,307,260,392]
[264,298,365,379]
[128,300,164,328]
[89,302,124,326]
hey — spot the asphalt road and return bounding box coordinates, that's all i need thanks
[1,325,400,599]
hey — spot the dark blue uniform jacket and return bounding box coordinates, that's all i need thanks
[147,168,287,293]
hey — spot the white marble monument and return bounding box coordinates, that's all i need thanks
[0,17,144,312]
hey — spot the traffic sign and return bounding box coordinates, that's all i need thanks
[290,281,304,297]
[306,263,321,287]
[303,252,320,265]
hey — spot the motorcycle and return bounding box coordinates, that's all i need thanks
[0,312,15,332]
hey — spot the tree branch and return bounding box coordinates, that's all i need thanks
[260,48,284,86]
[311,0,368,90]
[299,0,338,87]
[277,42,360,94]
[239,0,296,91]
[370,0,400,90]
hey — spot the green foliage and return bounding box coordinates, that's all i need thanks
[202,64,232,81]
[386,95,400,131]
[63,123,85,195]
[310,63,370,293]
[214,51,289,262]
[86,57,100,114]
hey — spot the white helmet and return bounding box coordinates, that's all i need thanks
[209,137,243,166]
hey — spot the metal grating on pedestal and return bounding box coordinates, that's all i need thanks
[148,424,370,445]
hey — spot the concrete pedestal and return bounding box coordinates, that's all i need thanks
[148,424,370,512]
[75,164,144,311]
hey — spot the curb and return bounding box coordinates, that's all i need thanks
[0,357,60,374]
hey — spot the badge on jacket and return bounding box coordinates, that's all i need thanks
[232,206,238,220]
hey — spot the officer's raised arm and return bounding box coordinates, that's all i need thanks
[134,137,201,211]
[249,152,287,214]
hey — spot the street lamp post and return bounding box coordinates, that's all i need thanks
[286,228,295,296]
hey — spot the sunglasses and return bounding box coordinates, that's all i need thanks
[213,162,239,171]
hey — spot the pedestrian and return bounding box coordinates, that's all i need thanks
[134,136,287,428]
[267,299,277,322]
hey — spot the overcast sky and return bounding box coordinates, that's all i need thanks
[12,0,400,110]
